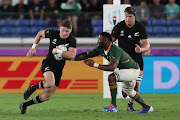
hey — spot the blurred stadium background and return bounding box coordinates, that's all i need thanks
[0,0,180,119]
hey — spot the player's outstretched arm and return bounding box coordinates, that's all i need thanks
[74,52,89,61]
[84,59,119,71]
[26,30,46,58]
[74,50,99,61]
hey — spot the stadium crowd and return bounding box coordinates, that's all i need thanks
[0,0,179,37]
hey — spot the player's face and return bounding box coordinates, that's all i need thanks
[97,35,105,48]
[60,27,72,39]
[125,14,135,26]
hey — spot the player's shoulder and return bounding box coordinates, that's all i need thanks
[51,29,60,34]
[116,20,125,26]
[135,21,145,28]
[94,46,103,52]
[111,44,121,52]
[67,33,77,41]
[68,33,75,39]
[46,29,59,35]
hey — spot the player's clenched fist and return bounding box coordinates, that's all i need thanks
[52,46,58,55]
[135,44,142,53]
[84,59,94,67]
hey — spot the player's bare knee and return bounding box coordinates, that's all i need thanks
[108,73,116,85]
[44,82,55,88]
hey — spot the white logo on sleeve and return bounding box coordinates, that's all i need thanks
[52,39,57,44]
[45,66,50,71]
[134,32,139,36]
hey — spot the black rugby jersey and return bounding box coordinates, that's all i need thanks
[111,20,147,59]
[44,30,76,64]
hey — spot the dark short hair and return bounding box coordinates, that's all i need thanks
[60,19,72,29]
[100,32,112,42]
[124,6,136,16]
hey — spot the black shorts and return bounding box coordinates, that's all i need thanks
[131,55,144,71]
[41,59,64,87]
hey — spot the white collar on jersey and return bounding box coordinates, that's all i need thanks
[104,43,112,55]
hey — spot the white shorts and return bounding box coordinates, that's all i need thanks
[113,68,140,92]
[113,68,140,82]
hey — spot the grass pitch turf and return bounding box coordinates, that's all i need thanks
[0,93,179,120]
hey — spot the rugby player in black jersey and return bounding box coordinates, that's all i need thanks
[19,19,77,114]
[111,6,150,111]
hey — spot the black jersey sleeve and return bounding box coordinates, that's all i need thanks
[139,24,148,39]
[44,30,53,38]
[69,35,77,48]
[111,23,121,39]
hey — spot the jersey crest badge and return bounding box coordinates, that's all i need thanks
[64,43,69,47]
[134,32,139,36]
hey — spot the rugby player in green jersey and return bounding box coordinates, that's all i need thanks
[74,32,153,114]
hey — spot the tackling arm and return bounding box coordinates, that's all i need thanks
[84,59,119,71]
[74,50,99,61]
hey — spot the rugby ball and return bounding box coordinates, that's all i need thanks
[54,45,67,61]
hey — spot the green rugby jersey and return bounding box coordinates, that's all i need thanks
[92,44,139,69]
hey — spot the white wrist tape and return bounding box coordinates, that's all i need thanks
[32,43,38,49]
[93,63,99,68]
[56,49,63,56]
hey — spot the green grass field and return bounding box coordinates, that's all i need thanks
[0,93,180,120]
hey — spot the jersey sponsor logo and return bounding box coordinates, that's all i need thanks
[0,57,103,93]
[128,35,132,38]
[134,32,139,36]
[52,39,57,44]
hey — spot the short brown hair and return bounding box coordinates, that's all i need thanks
[60,19,72,29]
[124,6,136,16]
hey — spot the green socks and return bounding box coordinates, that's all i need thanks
[110,84,117,106]
[133,93,149,109]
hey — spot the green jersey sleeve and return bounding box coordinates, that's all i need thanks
[88,47,102,57]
